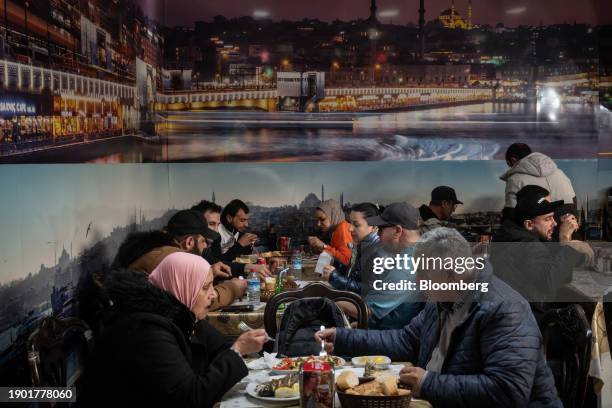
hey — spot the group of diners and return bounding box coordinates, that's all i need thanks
[79,143,595,408]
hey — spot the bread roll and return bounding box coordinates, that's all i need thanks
[397,389,412,397]
[337,371,359,391]
[380,377,398,396]
[365,390,384,396]
[353,381,383,395]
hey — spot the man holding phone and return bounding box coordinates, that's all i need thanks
[491,185,594,320]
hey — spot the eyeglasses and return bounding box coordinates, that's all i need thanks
[376,225,394,234]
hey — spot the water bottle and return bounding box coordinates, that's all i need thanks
[291,249,303,280]
[246,271,261,305]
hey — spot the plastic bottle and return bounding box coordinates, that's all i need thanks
[246,271,261,305]
[291,249,303,280]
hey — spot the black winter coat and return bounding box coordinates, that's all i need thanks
[491,219,584,304]
[211,235,252,264]
[276,297,347,357]
[203,246,246,278]
[80,270,247,408]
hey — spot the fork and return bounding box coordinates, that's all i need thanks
[319,325,327,357]
[238,321,275,342]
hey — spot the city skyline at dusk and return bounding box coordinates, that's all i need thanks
[0,160,606,284]
[138,0,611,27]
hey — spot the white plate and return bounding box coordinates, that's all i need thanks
[245,378,300,406]
[351,356,392,369]
[269,368,300,375]
[270,356,346,375]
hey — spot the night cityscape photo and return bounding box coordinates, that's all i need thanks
[0,0,609,162]
[1,1,612,404]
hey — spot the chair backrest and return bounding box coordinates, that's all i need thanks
[264,282,368,340]
[540,304,592,408]
[27,316,94,389]
[603,292,612,357]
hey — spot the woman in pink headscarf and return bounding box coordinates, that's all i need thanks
[83,252,267,408]
[149,252,216,320]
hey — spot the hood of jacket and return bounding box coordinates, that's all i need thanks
[101,269,196,338]
[500,152,558,181]
[112,230,179,269]
[493,219,540,243]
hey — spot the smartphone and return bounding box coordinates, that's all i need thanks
[220,304,254,313]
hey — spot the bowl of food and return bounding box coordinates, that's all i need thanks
[235,255,258,264]
[336,370,412,408]
[260,251,285,258]
[351,356,392,370]
[271,355,345,375]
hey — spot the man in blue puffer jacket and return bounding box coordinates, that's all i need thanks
[316,228,562,408]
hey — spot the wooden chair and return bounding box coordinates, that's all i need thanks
[27,316,94,392]
[264,282,368,340]
[540,304,592,408]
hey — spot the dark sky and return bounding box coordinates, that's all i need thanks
[138,0,611,27]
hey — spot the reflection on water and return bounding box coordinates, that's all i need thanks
[91,103,604,163]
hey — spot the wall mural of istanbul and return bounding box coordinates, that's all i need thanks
[1,159,612,384]
[0,0,612,399]
[0,0,610,163]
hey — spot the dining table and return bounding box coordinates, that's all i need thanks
[565,268,612,302]
[216,357,434,408]
[206,259,324,338]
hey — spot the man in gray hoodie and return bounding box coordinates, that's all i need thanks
[501,143,577,220]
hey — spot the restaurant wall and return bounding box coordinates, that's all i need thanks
[0,159,610,385]
[0,0,610,402]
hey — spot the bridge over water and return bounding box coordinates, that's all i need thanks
[156,86,494,112]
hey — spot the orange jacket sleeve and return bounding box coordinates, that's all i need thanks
[324,221,353,266]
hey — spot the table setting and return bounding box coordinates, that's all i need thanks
[218,351,434,408]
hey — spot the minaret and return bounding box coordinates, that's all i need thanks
[321,184,325,202]
[212,191,216,203]
[468,0,473,29]
[418,0,426,59]
[586,195,590,219]
[451,0,456,27]
[369,0,377,21]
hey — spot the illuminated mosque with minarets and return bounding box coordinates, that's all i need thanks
[438,0,473,30]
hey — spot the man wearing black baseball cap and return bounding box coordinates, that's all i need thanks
[360,203,425,330]
[166,209,221,255]
[113,209,221,275]
[165,210,248,310]
[112,209,247,311]
[491,185,592,320]
[419,186,462,233]
[166,209,249,283]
